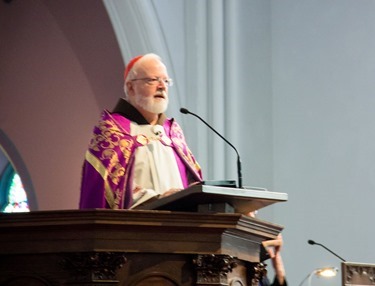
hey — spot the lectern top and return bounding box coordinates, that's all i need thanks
[136,184,288,214]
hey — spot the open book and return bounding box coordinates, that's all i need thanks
[130,188,160,209]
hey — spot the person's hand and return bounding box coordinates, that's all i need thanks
[262,234,283,258]
[262,234,286,285]
[247,211,257,217]
[188,181,201,187]
[159,188,181,198]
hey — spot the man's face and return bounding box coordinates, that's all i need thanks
[127,58,169,115]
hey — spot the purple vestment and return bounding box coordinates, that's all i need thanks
[79,102,202,209]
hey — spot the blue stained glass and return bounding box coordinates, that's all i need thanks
[3,173,30,213]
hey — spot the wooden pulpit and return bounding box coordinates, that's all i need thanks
[0,186,287,286]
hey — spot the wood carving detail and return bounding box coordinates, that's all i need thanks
[248,263,267,286]
[60,252,127,283]
[193,254,237,285]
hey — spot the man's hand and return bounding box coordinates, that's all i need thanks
[160,188,181,198]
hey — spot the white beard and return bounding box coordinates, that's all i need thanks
[135,92,168,114]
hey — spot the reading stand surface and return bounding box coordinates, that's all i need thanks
[135,184,288,214]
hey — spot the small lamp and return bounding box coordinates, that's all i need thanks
[299,267,339,286]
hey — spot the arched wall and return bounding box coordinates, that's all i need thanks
[0,0,124,210]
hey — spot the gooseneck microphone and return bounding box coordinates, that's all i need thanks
[308,239,346,262]
[180,107,243,188]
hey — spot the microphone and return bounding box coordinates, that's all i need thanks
[180,107,243,188]
[152,125,164,136]
[308,239,346,262]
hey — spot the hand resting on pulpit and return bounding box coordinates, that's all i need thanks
[248,211,287,286]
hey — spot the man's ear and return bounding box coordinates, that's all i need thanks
[125,81,134,97]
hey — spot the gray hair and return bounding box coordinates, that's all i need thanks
[123,53,163,100]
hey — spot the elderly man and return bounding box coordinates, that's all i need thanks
[79,53,202,209]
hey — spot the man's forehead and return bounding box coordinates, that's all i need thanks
[138,59,167,75]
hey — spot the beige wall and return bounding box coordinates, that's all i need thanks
[0,0,124,210]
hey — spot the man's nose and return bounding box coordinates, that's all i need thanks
[157,82,167,90]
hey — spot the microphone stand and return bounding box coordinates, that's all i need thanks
[308,239,346,262]
[180,108,243,188]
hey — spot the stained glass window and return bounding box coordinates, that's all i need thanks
[0,164,30,213]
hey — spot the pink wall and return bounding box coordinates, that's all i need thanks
[0,0,124,210]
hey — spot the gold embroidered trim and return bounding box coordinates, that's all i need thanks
[85,150,116,209]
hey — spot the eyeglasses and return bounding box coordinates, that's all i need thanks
[131,77,173,87]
